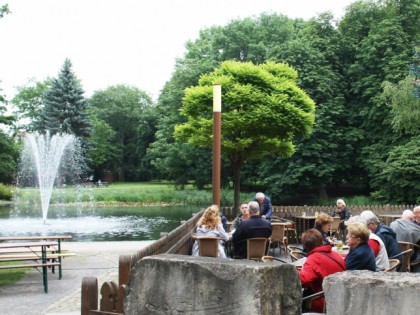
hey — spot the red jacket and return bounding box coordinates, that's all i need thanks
[299,245,346,313]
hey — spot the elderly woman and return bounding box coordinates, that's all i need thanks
[345,222,376,271]
[314,213,334,246]
[192,205,230,258]
[299,229,345,313]
[332,199,351,233]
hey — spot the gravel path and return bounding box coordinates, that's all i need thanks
[0,241,154,315]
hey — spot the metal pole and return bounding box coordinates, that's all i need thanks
[212,84,221,208]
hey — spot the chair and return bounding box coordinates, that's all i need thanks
[398,241,420,272]
[302,291,326,314]
[290,250,304,262]
[270,223,288,256]
[393,248,413,272]
[196,237,220,257]
[246,238,269,261]
[329,217,341,238]
[385,259,400,272]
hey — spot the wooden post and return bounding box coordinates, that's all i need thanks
[81,277,98,315]
[212,84,222,208]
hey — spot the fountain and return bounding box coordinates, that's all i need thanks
[23,132,76,224]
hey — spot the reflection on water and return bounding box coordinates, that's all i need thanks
[0,204,201,242]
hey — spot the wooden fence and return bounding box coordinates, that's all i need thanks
[222,204,415,220]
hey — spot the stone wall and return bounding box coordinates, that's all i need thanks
[323,271,420,315]
[125,254,302,315]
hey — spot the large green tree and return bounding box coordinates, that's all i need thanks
[88,85,155,181]
[175,61,315,208]
[38,59,91,139]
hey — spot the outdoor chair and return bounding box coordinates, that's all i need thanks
[195,237,220,257]
[270,223,288,256]
[302,291,326,314]
[392,248,413,272]
[246,238,269,261]
[290,250,305,262]
[385,259,400,272]
[398,241,420,272]
[329,217,341,238]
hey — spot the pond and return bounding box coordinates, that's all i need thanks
[0,204,202,242]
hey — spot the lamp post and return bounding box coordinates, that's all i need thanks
[212,84,221,208]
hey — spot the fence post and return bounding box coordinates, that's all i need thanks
[81,277,98,315]
[119,255,132,287]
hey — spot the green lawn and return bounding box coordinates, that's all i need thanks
[0,262,29,288]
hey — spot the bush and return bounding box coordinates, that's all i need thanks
[0,183,13,200]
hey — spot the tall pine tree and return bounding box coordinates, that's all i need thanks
[38,59,91,139]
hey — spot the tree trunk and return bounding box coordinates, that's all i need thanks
[319,186,328,200]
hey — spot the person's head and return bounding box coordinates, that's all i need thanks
[248,201,260,216]
[315,213,333,233]
[255,192,265,204]
[402,209,414,221]
[336,199,346,209]
[239,202,249,215]
[345,215,368,227]
[302,229,323,253]
[197,205,221,229]
[346,222,370,249]
[414,206,420,222]
[360,211,380,233]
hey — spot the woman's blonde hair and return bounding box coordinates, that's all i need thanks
[197,205,221,229]
[315,213,333,226]
[347,222,370,243]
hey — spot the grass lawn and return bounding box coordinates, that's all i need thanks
[0,262,29,288]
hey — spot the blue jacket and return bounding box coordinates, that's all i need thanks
[252,196,273,220]
[232,216,272,259]
[375,223,401,259]
[345,242,376,271]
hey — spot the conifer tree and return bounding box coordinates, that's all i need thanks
[38,58,91,139]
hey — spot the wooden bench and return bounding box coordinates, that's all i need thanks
[0,235,74,293]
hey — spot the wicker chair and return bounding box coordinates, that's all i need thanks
[195,237,220,257]
[246,238,269,261]
[385,259,400,272]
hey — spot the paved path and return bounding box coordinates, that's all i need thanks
[0,241,154,315]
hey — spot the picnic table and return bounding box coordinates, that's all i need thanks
[0,235,73,293]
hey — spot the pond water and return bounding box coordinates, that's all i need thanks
[0,204,201,242]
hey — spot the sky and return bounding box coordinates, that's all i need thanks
[0,0,357,102]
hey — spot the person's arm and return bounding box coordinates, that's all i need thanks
[265,198,273,219]
[231,216,240,230]
[217,223,230,241]
[343,208,351,221]
[299,258,318,287]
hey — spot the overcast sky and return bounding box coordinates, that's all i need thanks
[1,0,356,102]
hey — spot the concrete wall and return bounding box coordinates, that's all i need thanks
[125,254,302,315]
[324,271,420,315]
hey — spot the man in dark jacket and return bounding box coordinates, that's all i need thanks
[361,211,401,260]
[232,201,272,259]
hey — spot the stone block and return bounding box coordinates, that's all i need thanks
[125,254,301,315]
[323,271,420,315]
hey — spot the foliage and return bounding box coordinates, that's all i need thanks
[0,4,10,18]
[0,183,13,200]
[37,59,91,139]
[0,262,28,288]
[175,60,315,208]
[11,78,51,132]
[88,85,154,181]
[0,102,18,184]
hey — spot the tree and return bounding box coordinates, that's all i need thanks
[11,78,51,132]
[88,85,154,181]
[175,61,315,208]
[38,59,91,139]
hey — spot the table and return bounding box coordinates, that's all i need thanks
[378,214,402,225]
[293,216,316,242]
[0,241,58,293]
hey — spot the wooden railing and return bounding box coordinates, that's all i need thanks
[81,209,204,315]
[222,204,415,220]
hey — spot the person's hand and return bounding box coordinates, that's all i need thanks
[262,215,266,220]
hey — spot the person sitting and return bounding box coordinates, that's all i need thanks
[314,213,334,246]
[232,201,272,259]
[345,216,389,271]
[345,222,376,271]
[413,206,420,226]
[390,209,420,263]
[192,205,230,258]
[252,192,273,220]
[231,202,250,230]
[299,229,345,313]
[331,198,351,239]
[360,211,401,260]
